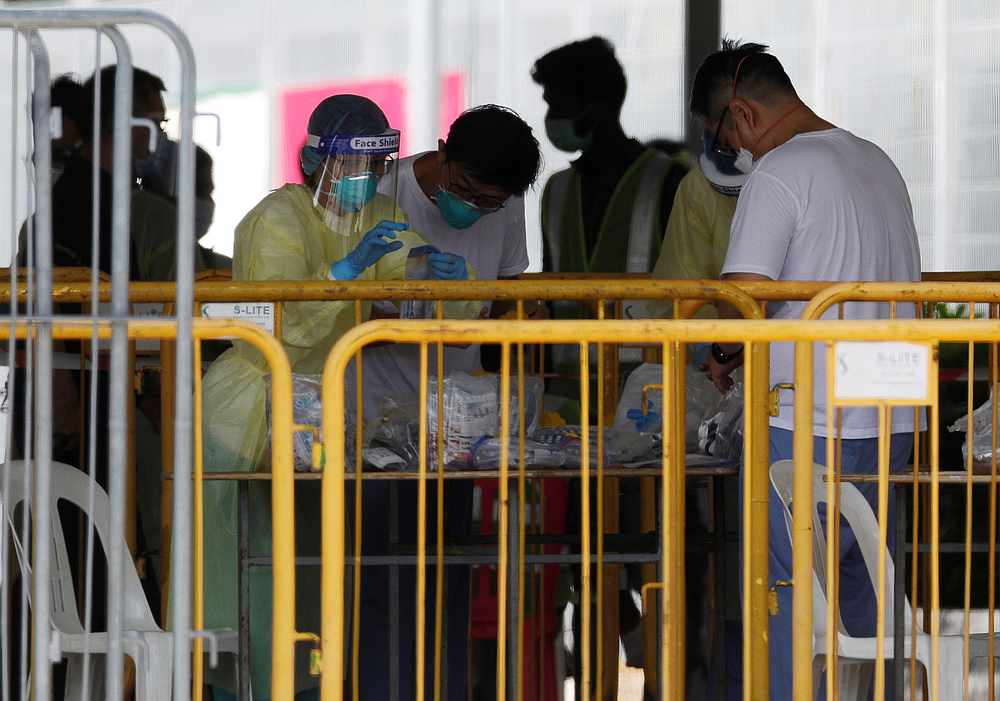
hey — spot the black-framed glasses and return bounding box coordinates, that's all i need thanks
[444,162,507,213]
[710,54,752,159]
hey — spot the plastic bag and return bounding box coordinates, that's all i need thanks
[469,436,567,469]
[400,244,439,319]
[265,373,356,472]
[614,362,722,451]
[428,372,543,466]
[948,391,1000,462]
[531,426,661,467]
[697,382,743,461]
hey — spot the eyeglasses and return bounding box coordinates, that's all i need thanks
[444,162,507,213]
[709,106,736,159]
[709,54,752,160]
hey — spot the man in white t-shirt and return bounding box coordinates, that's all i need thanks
[359,104,542,701]
[692,41,921,699]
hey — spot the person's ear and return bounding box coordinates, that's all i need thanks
[729,99,755,130]
[728,98,758,144]
[437,139,448,166]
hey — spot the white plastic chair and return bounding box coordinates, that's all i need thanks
[1,460,242,700]
[768,459,1000,700]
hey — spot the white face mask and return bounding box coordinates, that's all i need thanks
[733,147,755,174]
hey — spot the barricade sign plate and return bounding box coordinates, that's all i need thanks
[833,341,932,403]
[200,302,275,335]
[134,303,166,351]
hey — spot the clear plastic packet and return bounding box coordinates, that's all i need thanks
[530,426,660,467]
[469,435,567,469]
[948,391,1000,462]
[400,244,439,319]
[427,372,543,466]
[265,373,355,472]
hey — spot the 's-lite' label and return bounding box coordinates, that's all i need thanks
[201,302,275,335]
[833,341,930,402]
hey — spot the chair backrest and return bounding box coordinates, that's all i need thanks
[770,459,910,638]
[1,461,158,635]
[769,460,834,638]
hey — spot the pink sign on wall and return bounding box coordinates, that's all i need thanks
[279,73,465,186]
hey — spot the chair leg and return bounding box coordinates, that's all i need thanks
[934,641,964,701]
[130,635,174,701]
[64,654,105,700]
[813,656,826,700]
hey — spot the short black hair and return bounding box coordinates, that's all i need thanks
[690,39,796,120]
[51,75,88,130]
[531,36,627,114]
[443,104,541,195]
[82,66,166,140]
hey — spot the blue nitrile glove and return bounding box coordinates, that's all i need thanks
[329,220,407,280]
[427,251,469,280]
[626,400,661,433]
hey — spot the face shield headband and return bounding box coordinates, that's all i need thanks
[308,128,401,216]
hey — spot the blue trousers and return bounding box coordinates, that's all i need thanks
[763,427,913,701]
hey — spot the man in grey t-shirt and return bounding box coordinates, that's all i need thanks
[693,40,921,700]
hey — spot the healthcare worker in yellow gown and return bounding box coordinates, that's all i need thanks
[200,94,475,699]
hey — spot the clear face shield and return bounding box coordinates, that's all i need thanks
[307,128,402,236]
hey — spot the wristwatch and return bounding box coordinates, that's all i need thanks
[711,342,743,365]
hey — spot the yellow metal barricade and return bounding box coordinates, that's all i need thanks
[313,315,1000,701]
[0,316,295,701]
[800,282,1000,700]
[5,276,770,700]
[316,314,772,701]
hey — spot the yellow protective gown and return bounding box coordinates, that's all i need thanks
[650,167,738,318]
[200,183,479,694]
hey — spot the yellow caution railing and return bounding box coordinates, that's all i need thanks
[800,282,1000,701]
[313,316,1000,701]
[315,317,766,701]
[0,317,295,701]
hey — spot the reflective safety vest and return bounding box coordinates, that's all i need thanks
[542,148,675,273]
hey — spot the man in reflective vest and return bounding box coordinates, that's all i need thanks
[532,36,687,274]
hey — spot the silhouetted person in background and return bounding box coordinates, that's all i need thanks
[533,36,687,274]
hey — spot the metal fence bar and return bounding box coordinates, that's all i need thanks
[26,27,54,701]
[0,28,21,701]
[99,28,133,698]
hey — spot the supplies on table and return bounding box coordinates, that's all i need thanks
[469,435,567,469]
[468,426,660,469]
[368,371,544,469]
[264,373,357,472]
[531,426,661,467]
[948,390,1000,463]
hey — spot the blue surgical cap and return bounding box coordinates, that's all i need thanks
[299,94,392,177]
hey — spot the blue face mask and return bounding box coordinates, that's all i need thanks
[332,172,379,213]
[701,129,742,176]
[435,188,485,229]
